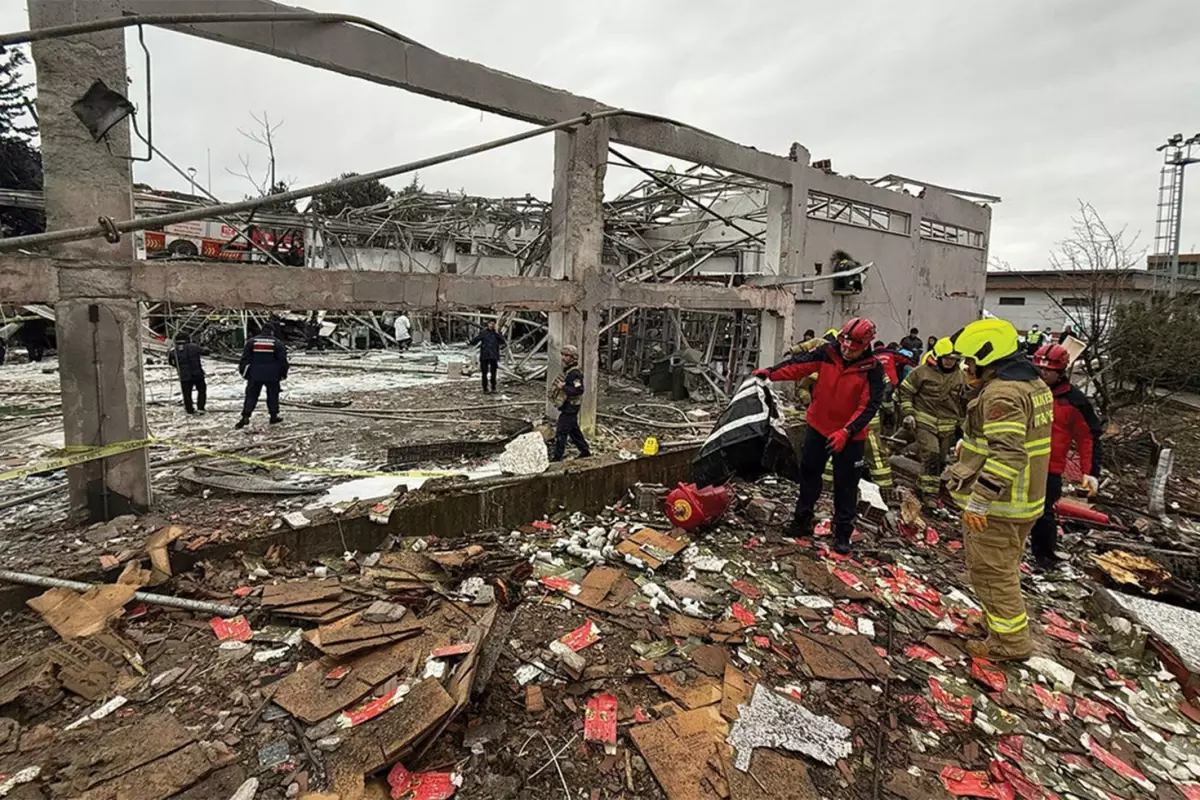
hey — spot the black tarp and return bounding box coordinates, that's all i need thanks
[692,377,799,488]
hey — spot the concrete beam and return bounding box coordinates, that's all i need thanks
[117,0,794,184]
[546,121,608,432]
[31,0,151,521]
[609,281,793,315]
[0,255,57,303]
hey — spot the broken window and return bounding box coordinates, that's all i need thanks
[807,191,910,234]
[919,219,984,248]
[997,297,1026,306]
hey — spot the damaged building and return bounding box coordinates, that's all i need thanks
[3,3,1200,800]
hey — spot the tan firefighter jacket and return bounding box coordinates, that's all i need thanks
[898,361,967,433]
[946,357,1053,522]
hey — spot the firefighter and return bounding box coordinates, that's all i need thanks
[946,319,1052,661]
[550,345,590,461]
[787,329,836,407]
[898,336,967,505]
[167,332,208,415]
[235,322,289,429]
[755,317,884,554]
[1030,343,1102,569]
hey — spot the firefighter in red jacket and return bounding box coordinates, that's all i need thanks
[755,317,884,554]
[1030,343,1103,568]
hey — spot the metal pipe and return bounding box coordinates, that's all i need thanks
[0,569,241,617]
[0,11,427,49]
[0,109,627,253]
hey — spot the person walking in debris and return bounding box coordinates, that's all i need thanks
[469,320,506,393]
[20,318,47,362]
[235,322,289,429]
[393,312,412,352]
[1029,343,1102,570]
[755,317,884,554]
[900,327,924,358]
[550,345,590,461]
[898,336,967,506]
[167,332,208,415]
[304,312,322,351]
[945,319,1052,661]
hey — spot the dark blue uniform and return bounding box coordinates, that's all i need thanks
[237,332,288,425]
[469,328,506,392]
[551,365,590,461]
[168,340,207,414]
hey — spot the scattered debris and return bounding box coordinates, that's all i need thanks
[726,684,852,770]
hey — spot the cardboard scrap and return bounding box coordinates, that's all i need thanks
[145,525,185,585]
[46,633,138,701]
[76,741,234,800]
[616,528,687,570]
[261,578,342,608]
[789,632,893,681]
[575,566,622,609]
[326,678,456,800]
[28,584,138,639]
[305,611,423,657]
[630,707,729,800]
[638,660,723,710]
[719,745,821,799]
[720,664,756,722]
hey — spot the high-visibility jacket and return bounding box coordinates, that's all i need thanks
[1025,329,1045,347]
[946,357,1053,521]
[898,361,967,434]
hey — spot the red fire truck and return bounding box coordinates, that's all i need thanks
[137,219,304,265]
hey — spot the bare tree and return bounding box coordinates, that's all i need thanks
[993,202,1145,414]
[227,110,290,199]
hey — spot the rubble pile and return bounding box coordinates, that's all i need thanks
[1,467,1200,798]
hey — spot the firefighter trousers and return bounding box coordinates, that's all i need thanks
[964,516,1034,657]
[916,425,955,497]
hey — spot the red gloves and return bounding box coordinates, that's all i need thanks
[752,368,771,379]
[826,428,850,453]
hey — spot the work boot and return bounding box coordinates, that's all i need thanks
[789,514,814,539]
[234,417,249,429]
[965,636,1031,663]
[269,416,284,425]
[1032,554,1063,574]
[832,537,852,556]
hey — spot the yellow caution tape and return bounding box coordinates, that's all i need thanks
[0,438,462,483]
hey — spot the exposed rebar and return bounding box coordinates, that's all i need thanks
[0,569,241,617]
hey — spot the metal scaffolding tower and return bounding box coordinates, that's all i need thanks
[1154,133,1200,297]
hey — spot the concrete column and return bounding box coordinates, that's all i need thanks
[31,0,151,520]
[546,119,608,432]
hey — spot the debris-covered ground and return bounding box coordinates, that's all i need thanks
[5,356,1200,798]
[3,452,1200,799]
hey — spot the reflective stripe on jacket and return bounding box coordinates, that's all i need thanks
[898,361,967,433]
[946,357,1053,521]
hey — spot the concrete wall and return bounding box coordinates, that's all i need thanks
[642,173,992,344]
[324,246,522,277]
[983,286,1099,332]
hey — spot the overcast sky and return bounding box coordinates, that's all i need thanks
[5,0,1200,267]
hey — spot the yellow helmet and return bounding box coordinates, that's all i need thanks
[951,319,1020,367]
[824,328,838,341]
[932,336,957,359]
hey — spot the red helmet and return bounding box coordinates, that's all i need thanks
[1033,343,1070,371]
[838,317,876,349]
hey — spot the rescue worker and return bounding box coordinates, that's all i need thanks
[550,345,590,461]
[755,317,884,554]
[304,312,321,351]
[900,327,924,358]
[393,312,412,352]
[235,322,289,429]
[1024,324,1045,354]
[946,319,1052,661]
[787,329,836,408]
[469,320,506,393]
[1030,343,1102,569]
[898,336,966,505]
[167,332,208,415]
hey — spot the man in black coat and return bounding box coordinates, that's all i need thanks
[167,332,207,414]
[550,345,590,461]
[469,320,506,393]
[236,323,289,428]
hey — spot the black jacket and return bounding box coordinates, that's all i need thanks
[239,334,289,383]
[168,342,206,381]
[470,329,506,361]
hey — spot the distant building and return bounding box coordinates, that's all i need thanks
[984,256,1200,333]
